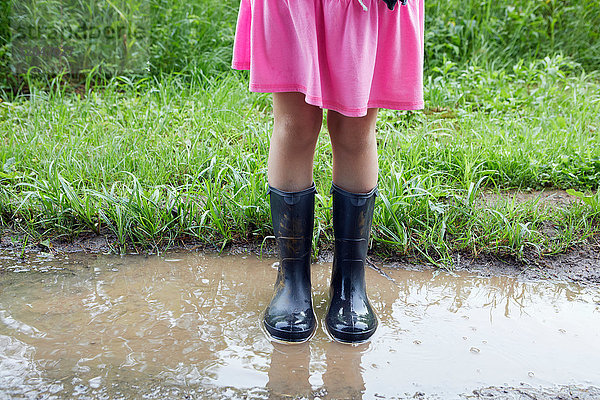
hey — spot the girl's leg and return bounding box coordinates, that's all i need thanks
[326,108,379,193]
[325,108,380,343]
[268,92,323,191]
[263,92,322,342]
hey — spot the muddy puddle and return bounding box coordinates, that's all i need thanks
[0,251,599,399]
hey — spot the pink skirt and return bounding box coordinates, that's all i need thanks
[231,0,424,118]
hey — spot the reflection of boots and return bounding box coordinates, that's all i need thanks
[264,184,316,342]
[267,342,311,398]
[326,183,378,343]
[322,341,368,397]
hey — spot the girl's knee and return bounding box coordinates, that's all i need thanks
[327,113,377,155]
[275,116,320,145]
[330,132,375,156]
[272,115,321,154]
[273,92,323,135]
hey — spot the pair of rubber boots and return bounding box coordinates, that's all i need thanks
[263,183,378,343]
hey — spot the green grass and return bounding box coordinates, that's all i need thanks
[1,55,598,262]
[425,0,600,71]
[1,0,598,261]
[1,0,239,90]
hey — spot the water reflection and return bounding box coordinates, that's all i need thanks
[0,251,598,399]
[266,335,368,399]
[382,267,598,320]
[267,342,311,398]
[321,341,367,399]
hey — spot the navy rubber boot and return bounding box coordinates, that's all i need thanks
[325,183,378,343]
[263,184,317,342]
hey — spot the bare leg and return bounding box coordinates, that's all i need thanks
[327,108,379,193]
[325,108,380,343]
[267,92,323,191]
[264,93,322,343]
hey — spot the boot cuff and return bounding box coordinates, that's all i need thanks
[330,183,378,198]
[267,182,317,200]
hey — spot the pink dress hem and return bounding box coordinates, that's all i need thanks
[232,65,424,116]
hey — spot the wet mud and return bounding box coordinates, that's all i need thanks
[1,251,599,399]
[2,229,600,287]
[449,245,600,285]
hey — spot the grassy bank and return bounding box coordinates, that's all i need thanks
[1,55,599,262]
[1,0,599,262]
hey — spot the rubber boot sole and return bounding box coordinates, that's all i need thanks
[326,322,378,344]
[264,321,315,343]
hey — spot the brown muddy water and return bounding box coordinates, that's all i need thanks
[0,251,599,400]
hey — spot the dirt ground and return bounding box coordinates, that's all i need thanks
[462,385,600,400]
[1,228,599,288]
[481,188,583,209]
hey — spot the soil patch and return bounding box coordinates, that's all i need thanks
[376,243,600,287]
[2,228,599,287]
[465,385,600,399]
[482,188,582,209]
